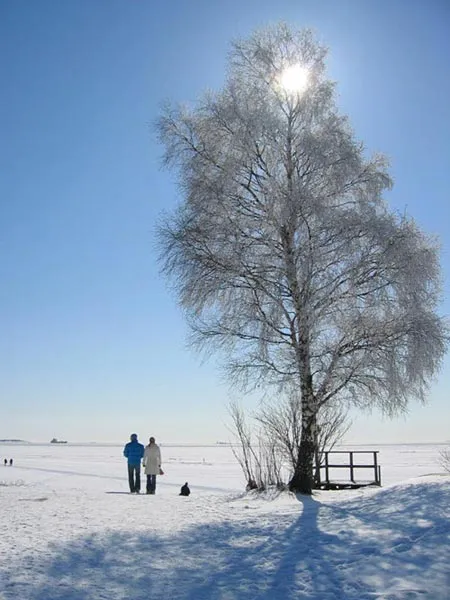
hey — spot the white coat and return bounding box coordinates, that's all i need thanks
[143,443,162,475]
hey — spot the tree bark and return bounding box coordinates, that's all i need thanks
[289,408,316,494]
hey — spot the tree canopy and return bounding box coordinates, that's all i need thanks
[157,24,448,493]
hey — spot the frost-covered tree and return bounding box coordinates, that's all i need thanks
[157,24,448,494]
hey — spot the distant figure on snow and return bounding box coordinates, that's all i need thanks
[3,458,7,466]
[9,458,13,466]
[180,482,190,496]
[143,436,162,495]
[123,433,144,494]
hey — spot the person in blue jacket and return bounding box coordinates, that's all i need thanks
[123,433,145,493]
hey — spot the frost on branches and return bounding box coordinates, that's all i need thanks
[156,24,448,494]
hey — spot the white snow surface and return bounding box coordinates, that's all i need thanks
[0,443,448,599]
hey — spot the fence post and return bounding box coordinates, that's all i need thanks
[373,452,379,485]
[349,451,354,482]
[325,452,329,484]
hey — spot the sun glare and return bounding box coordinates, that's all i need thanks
[280,64,309,94]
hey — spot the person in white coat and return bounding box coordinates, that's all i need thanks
[143,436,162,494]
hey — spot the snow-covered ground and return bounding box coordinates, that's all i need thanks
[0,443,448,599]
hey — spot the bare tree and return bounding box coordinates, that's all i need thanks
[255,392,302,474]
[227,401,258,488]
[314,402,351,486]
[254,392,350,487]
[228,401,285,491]
[438,447,450,474]
[157,24,448,494]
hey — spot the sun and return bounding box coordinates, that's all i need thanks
[280,64,309,94]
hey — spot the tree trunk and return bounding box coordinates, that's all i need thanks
[289,409,316,494]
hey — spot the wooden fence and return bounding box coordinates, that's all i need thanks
[316,450,381,490]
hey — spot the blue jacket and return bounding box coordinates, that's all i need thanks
[123,440,144,465]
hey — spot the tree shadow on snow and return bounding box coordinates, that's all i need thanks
[1,481,448,600]
[257,495,347,600]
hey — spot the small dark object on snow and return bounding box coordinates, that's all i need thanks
[9,458,13,466]
[3,459,7,466]
[180,482,190,496]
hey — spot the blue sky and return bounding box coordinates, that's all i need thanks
[1,0,449,444]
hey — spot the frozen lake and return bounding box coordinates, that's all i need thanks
[1,441,447,490]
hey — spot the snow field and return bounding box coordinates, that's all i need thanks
[0,443,448,599]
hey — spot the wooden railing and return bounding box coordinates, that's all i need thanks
[316,450,381,489]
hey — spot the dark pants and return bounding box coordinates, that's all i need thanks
[146,474,156,494]
[128,464,141,493]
